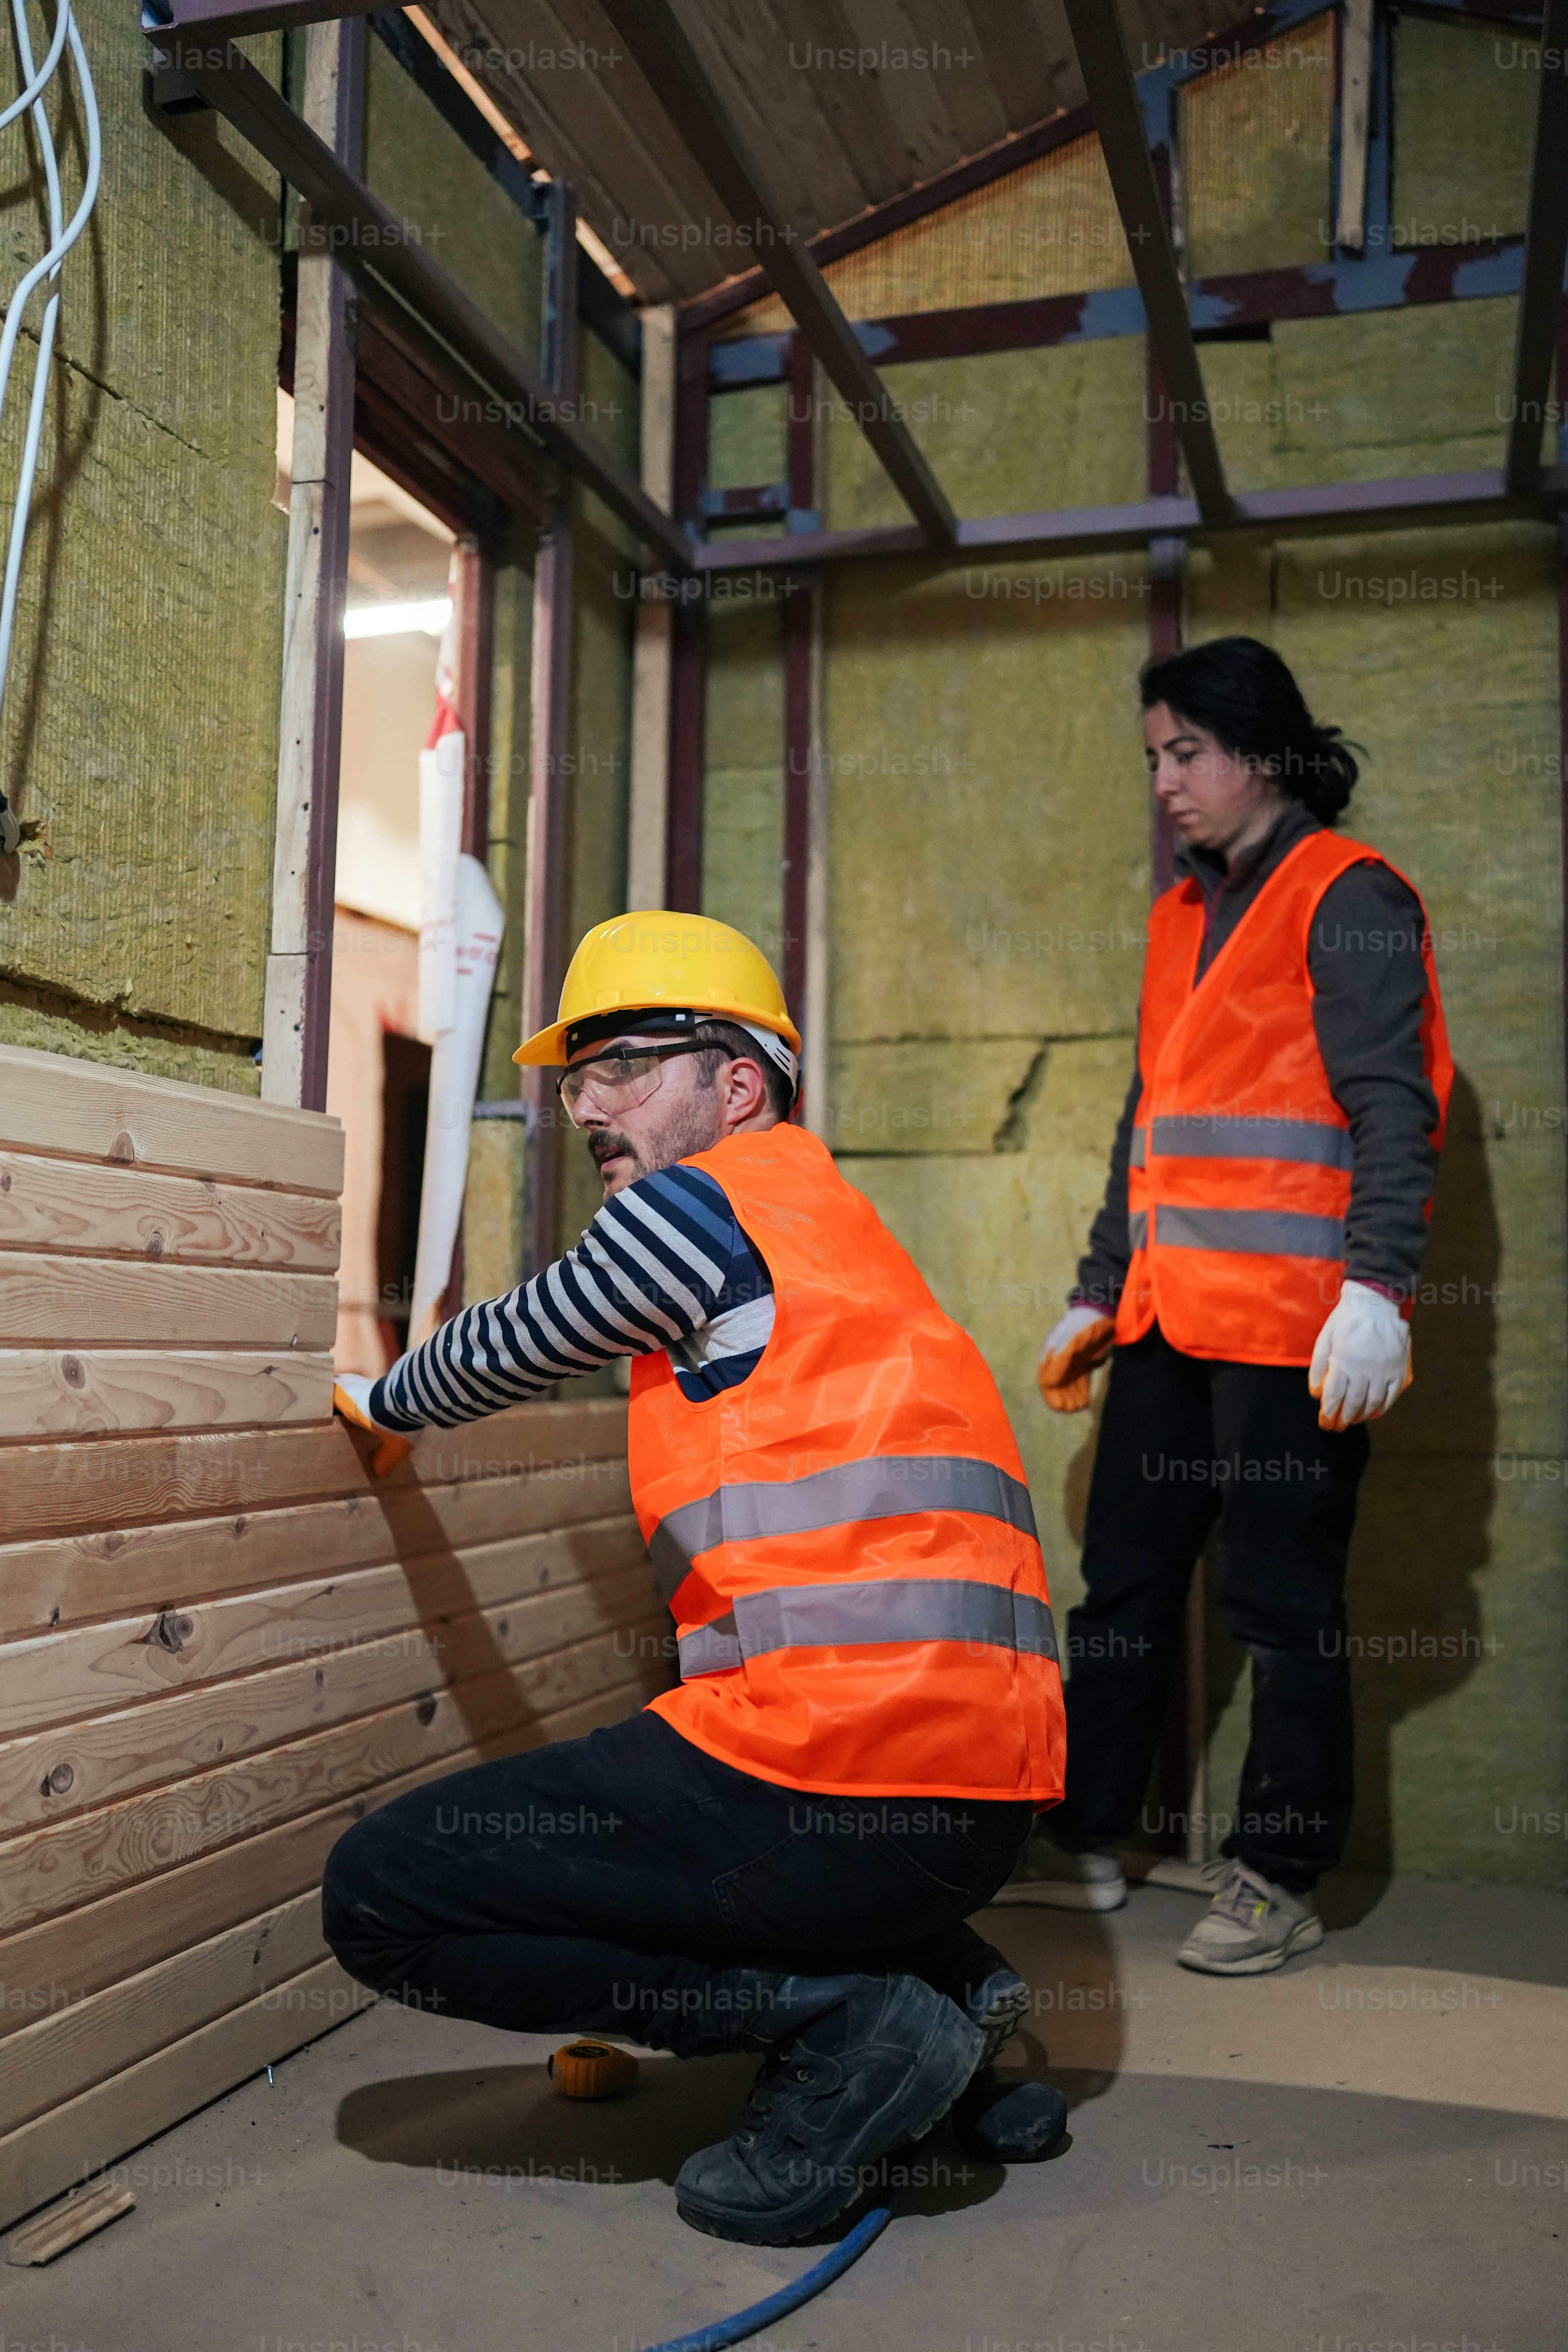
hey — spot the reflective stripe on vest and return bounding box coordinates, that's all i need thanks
[1116,831,1452,1366]
[1156,1205,1346,1259]
[631,1123,1066,1803]
[649,1451,1038,1603]
[678,1576,1059,1679]
[1150,1114,1353,1170]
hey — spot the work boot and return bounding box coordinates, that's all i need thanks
[946,1945,1068,2165]
[960,1947,1033,2065]
[991,1821,1127,1912]
[674,1972,982,2244]
[1175,1860,1324,1975]
[953,2068,1068,2162]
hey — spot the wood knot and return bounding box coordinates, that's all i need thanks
[144,1230,167,1260]
[42,1762,74,1796]
[0,1168,10,1192]
[107,1130,137,1165]
[414,1694,438,1727]
[60,1355,84,1388]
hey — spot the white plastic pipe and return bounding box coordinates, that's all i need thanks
[416,729,464,1042]
[407,851,505,1346]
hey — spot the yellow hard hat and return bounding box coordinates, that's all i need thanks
[514,910,802,1068]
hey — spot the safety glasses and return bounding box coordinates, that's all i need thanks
[555,1038,709,1117]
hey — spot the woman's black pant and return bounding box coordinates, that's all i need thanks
[1051,1322,1369,1892]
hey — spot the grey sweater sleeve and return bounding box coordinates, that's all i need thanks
[1308,861,1442,1295]
[1070,1050,1143,1311]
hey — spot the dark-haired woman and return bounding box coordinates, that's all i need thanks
[997,636,1452,1974]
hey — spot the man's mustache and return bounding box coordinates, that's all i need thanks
[589,1130,638,1167]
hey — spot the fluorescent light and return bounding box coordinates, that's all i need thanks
[344,597,451,640]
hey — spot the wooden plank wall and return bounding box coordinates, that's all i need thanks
[0,1046,671,2229]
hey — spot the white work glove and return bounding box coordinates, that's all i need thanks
[333,1371,415,1477]
[1037,1304,1115,1414]
[1308,1280,1412,1432]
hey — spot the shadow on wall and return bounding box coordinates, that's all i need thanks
[1202,1067,1497,1889]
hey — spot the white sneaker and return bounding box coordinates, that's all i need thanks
[992,1823,1127,1911]
[1175,1860,1324,1975]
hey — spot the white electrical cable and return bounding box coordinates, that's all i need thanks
[0,0,68,135]
[0,0,100,851]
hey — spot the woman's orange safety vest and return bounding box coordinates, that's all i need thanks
[631,1125,1065,1804]
[1116,829,1453,1366]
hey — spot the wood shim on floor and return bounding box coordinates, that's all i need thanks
[5,2176,135,2264]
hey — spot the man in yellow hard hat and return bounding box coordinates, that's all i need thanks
[324,912,1068,2245]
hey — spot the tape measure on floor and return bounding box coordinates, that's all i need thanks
[547,2038,639,2099]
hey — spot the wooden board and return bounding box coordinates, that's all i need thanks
[0,1620,670,1931]
[0,1254,338,1349]
[0,1563,663,1828]
[1,1457,636,1637]
[0,1042,343,1195]
[2,1393,631,1541]
[0,1658,673,2033]
[0,1149,341,1271]
[0,1954,371,2234]
[0,1673,666,2233]
[0,1349,335,1443]
[0,1891,327,2138]
[0,1514,649,1735]
[5,2176,136,2263]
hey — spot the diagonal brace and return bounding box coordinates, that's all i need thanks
[593,0,957,551]
[1063,0,1232,528]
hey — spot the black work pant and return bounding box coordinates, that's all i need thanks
[322,1708,1032,2049]
[1051,1323,1369,1891]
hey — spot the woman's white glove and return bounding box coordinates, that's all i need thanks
[1037,1304,1116,1414]
[333,1371,414,1476]
[1308,1280,1411,1431]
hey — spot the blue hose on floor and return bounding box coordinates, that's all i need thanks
[644,2205,894,2352]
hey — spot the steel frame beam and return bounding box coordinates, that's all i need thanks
[592,0,957,551]
[1063,0,1230,528]
[692,469,1552,575]
[520,181,578,1282]
[148,32,691,571]
[142,0,381,30]
[706,238,1528,391]
[1506,0,1568,496]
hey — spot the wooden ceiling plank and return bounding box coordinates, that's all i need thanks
[966,0,1076,131]
[422,0,729,299]
[825,0,970,185]
[894,0,1013,154]
[766,0,921,209]
[678,0,875,233]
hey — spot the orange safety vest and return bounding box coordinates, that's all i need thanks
[1116,829,1453,1366]
[631,1125,1065,1804]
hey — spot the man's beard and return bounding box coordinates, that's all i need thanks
[589,1089,721,1186]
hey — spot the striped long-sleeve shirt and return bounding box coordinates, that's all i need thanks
[370,1163,775,1431]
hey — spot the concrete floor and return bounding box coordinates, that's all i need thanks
[9,1872,1565,2352]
